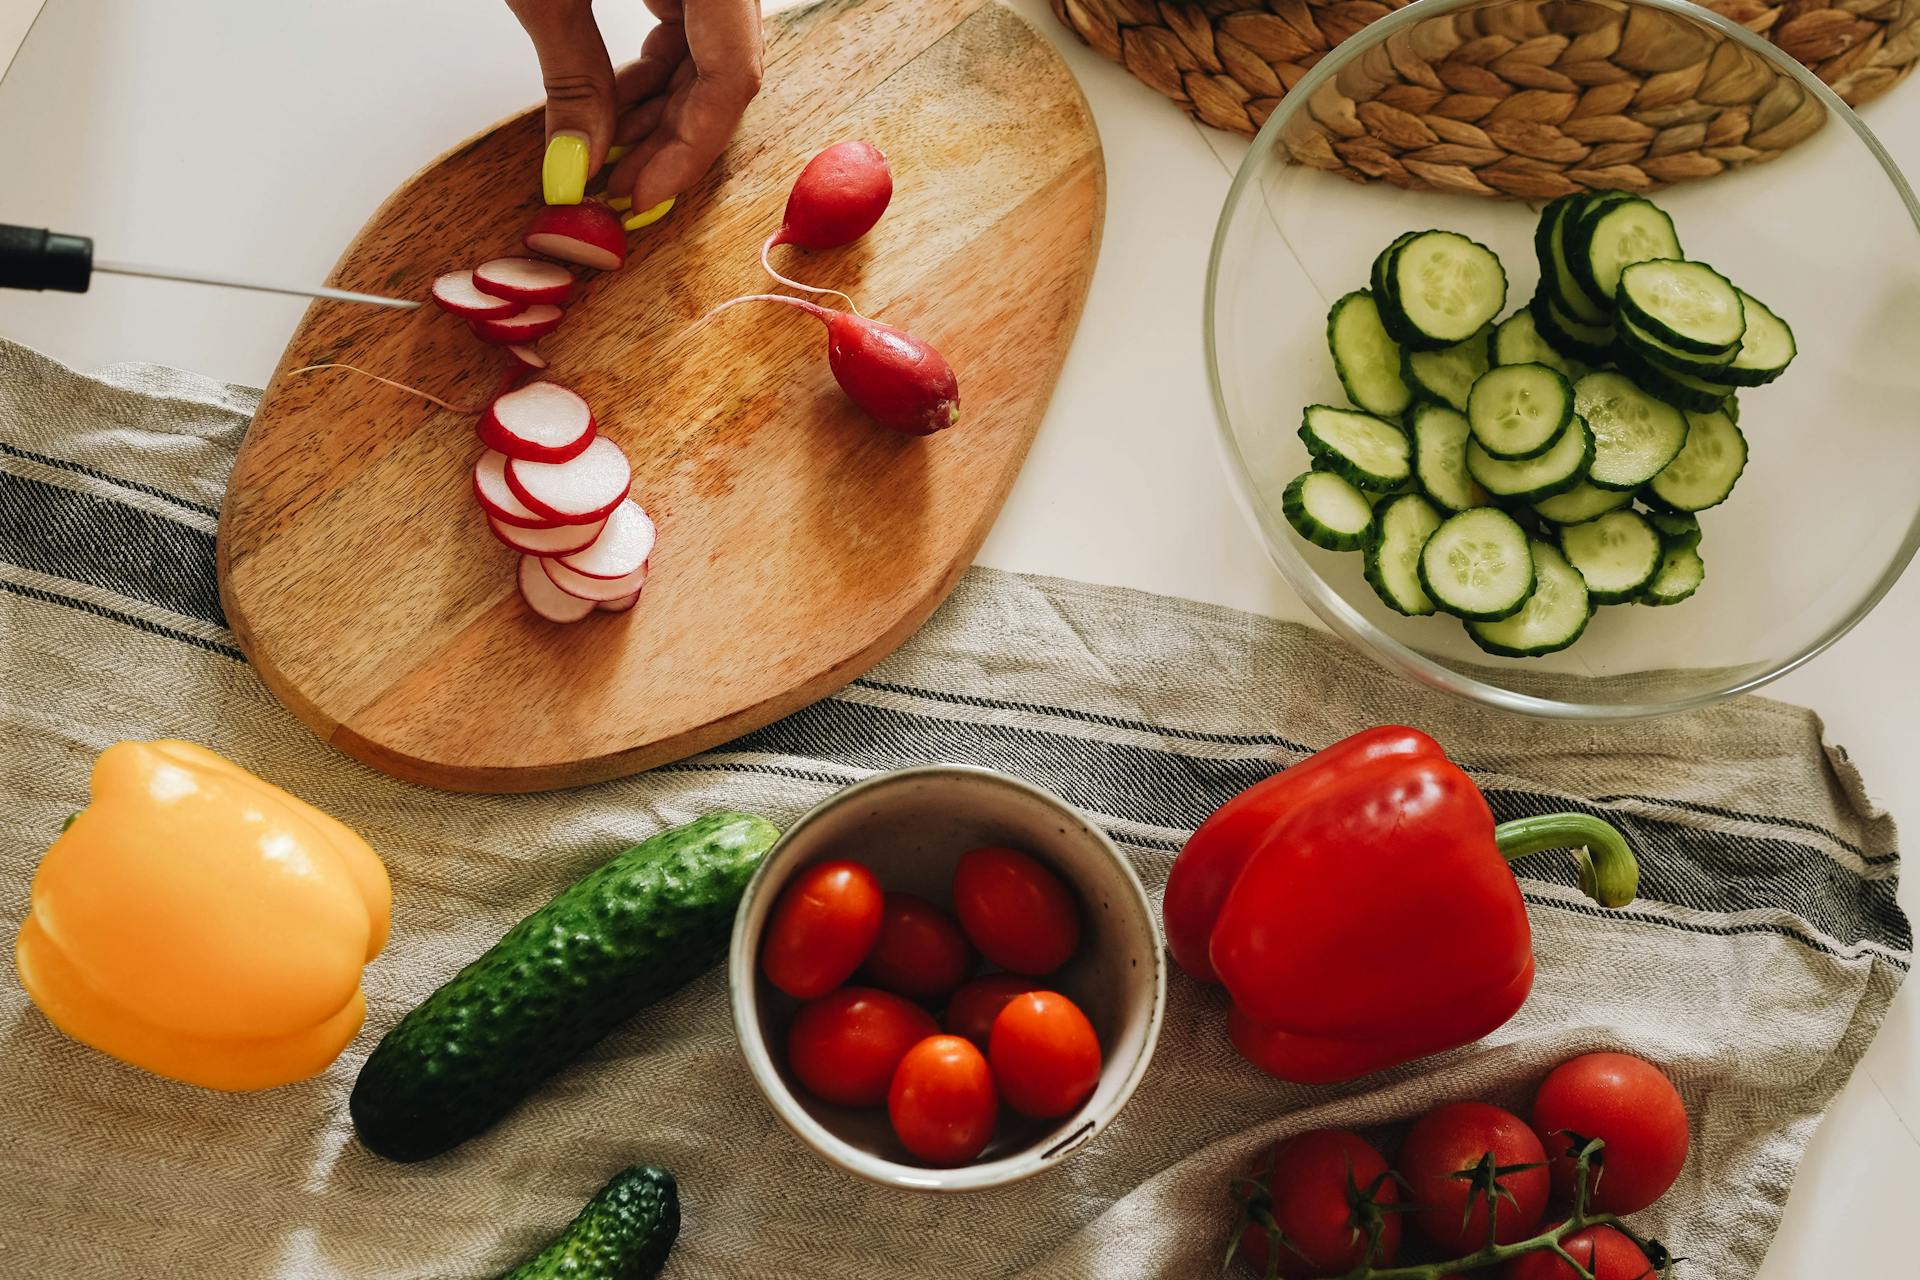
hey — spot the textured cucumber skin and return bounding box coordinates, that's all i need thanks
[500,1165,680,1280]
[351,813,779,1162]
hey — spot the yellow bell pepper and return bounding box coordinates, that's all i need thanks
[13,741,390,1091]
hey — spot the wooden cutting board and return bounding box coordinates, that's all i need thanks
[218,0,1102,792]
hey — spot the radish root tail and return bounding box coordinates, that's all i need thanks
[287,363,488,414]
[701,293,837,326]
[759,234,862,314]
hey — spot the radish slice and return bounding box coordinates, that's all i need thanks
[477,381,596,463]
[473,450,553,528]
[519,554,597,622]
[597,581,645,612]
[524,201,627,272]
[431,271,525,318]
[506,343,547,371]
[506,436,632,524]
[473,257,574,305]
[556,499,655,579]
[469,304,564,345]
[488,512,606,557]
[544,554,649,602]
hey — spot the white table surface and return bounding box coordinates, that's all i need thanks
[0,0,1912,1272]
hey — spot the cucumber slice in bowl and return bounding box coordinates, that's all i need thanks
[1409,403,1491,513]
[1298,404,1412,490]
[1569,196,1682,302]
[1283,469,1376,550]
[1389,231,1508,349]
[1533,192,1613,326]
[1647,510,1701,549]
[1639,543,1705,605]
[1531,481,1631,526]
[1402,326,1492,412]
[1612,346,1739,413]
[1364,493,1443,616]
[1617,259,1746,354]
[1645,408,1747,512]
[1467,539,1592,656]
[1574,371,1690,490]
[1328,290,1413,418]
[1528,291,1615,364]
[1721,290,1797,387]
[1466,412,1594,502]
[1557,508,1663,603]
[1467,362,1574,460]
[1615,310,1735,375]
[1419,506,1536,621]
[1493,308,1584,381]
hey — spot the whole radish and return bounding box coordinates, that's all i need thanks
[761,141,892,300]
[712,295,958,436]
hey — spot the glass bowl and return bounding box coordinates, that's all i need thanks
[1205,0,1920,718]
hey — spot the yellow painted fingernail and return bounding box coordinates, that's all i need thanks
[605,196,632,212]
[542,132,590,205]
[605,144,629,163]
[623,198,674,231]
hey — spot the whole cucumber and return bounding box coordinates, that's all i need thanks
[351,812,779,1161]
[499,1164,679,1280]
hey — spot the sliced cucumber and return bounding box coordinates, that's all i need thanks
[1409,403,1490,513]
[1616,309,1735,374]
[1574,371,1690,491]
[1532,481,1632,526]
[1613,347,1739,413]
[1328,290,1413,418]
[1467,540,1592,656]
[1721,290,1796,386]
[1283,469,1376,550]
[1298,405,1412,490]
[1533,193,1611,326]
[1639,543,1705,606]
[1557,508,1662,603]
[1466,412,1594,501]
[1645,408,1747,512]
[1569,197,1682,302]
[1389,231,1507,349]
[1371,231,1419,311]
[1493,308,1584,382]
[1402,326,1492,412]
[1467,363,1574,460]
[1529,291,1615,364]
[1647,510,1701,549]
[1618,259,1746,354]
[1419,506,1536,621]
[1364,493,1443,616]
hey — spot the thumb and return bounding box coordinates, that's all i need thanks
[507,0,617,203]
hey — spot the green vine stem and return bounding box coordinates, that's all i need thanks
[1494,813,1638,908]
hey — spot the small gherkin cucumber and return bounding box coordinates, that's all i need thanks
[500,1164,680,1280]
[352,813,779,1162]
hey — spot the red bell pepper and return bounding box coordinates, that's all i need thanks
[1164,726,1637,1084]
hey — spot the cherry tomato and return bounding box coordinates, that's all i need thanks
[1502,1225,1654,1279]
[951,845,1080,974]
[786,986,938,1107]
[987,990,1101,1118]
[760,859,884,999]
[1235,1129,1401,1278]
[859,892,975,1001]
[1397,1102,1549,1255]
[944,973,1041,1048]
[1531,1052,1689,1215]
[887,1034,997,1165]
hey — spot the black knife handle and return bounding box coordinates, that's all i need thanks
[0,224,94,292]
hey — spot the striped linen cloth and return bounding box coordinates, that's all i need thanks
[0,339,1908,1279]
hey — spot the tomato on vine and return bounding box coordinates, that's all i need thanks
[1531,1052,1689,1215]
[1396,1102,1550,1255]
[1501,1224,1657,1278]
[1233,1129,1401,1278]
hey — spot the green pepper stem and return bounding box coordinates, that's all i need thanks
[1494,813,1638,908]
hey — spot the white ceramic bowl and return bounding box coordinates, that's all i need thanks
[728,764,1166,1191]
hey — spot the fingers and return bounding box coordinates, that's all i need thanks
[613,18,689,107]
[506,0,618,202]
[607,0,763,213]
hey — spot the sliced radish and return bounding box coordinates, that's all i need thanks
[518,554,596,623]
[473,449,551,528]
[556,499,655,579]
[487,512,606,557]
[544,554,649,602]
[505,436,632,524]
[597,581,645,613]
[472,257,574,305]
[524,201,626,272]
[506,343,547,371]
[431,270,525,319]
[469,304,564,345]
[477,381,596,463]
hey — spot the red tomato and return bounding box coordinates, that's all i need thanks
[1235,1129,1401,1278]
[987,991,1101,1118]
[887,1034,997,1165]
[1397,1102,1550,1255]
[860,892,975,1001]
[760,859,884,999]
[786,986,938,1107]
[1502,1225,1654,1279]
[944,973,1041,1048]
[1531,1052,1689,1215]
[951,846,1080,974]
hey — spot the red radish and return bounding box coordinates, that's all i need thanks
[597,585,644,613]
[487,512,605,557]
[517,554,597,623]
[506,435,632,524]
[556,499,655,580]
[524,200,626,271]
[473,257,574,305]
[477,381,596,463]
[469,304,564,345]
[506,343,547,372]
[761,140,892,299]
[473,449,553,528]
[709,295,958,435]
[430,270,525,319]
[544,555,648,603]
